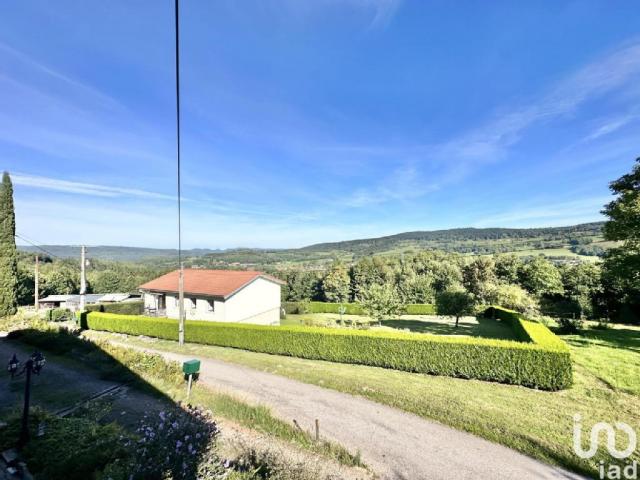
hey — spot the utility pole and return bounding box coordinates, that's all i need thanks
[79,246,86,311]
[175,0,185,346]
[34,255,39,311]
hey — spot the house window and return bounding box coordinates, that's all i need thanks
[187,298,196,310]
[207,300,215,312]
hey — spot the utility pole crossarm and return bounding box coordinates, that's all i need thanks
[34,255,39,311]
[80,246,86,311]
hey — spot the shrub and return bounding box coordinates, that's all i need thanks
[358,283,404,324]
[593,318,611,330]
[557,316,584,334]
[86,300,143,315]
[102,405,224,480]
[46,308,73,322]
[487,284,538,315]
[84,311,572,390]
[0,409,127,480]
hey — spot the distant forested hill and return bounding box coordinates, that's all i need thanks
[18,222,608,266]
[17,245,218,262]
[301,222,606,255]
[194,222,608,268]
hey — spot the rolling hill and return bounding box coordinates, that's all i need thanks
[18,222,607,266]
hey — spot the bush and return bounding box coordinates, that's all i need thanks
[0,409,127,480]
[86,300,143,315]
[46,308,73,322]
[84,311,572,390]
[102,405,224,480]
[487,284,538,315]
[557,316,585,333]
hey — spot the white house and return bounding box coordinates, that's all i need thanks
[139,269,283,325]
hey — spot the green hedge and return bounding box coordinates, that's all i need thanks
[83,309,572,390]
[404,304,437,315]
[86,301,143,316]
[282,301,436,315]
[46,308,73,322]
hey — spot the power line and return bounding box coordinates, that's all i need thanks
[14,232,61,260]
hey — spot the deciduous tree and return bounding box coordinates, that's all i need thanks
[601,157,640,321]
[358,282,404,325]
[435,288,475,327]
[322,260,350,303]
[519,257,563,297]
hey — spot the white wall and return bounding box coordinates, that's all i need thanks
[141,277,280,325]
[224,277,281,325]
[163,294,226,321]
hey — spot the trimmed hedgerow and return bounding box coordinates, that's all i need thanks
[281,301,365,315]
[282,301,436,316]
[404,304,437,315]
[83,309,572,390]
[86,301,144,316]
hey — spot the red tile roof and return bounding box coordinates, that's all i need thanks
[139,269,283,299]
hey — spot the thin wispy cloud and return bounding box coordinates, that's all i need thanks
[315,39,640,198]
[12,173,176,201]
[271,0,401,29]
[582,113,638,142]
[12,173,315,223]
[473,196,610,228]
[0,41,123,111]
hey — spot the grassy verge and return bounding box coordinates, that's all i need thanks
[87,323,640,478]
[8,326,363,469]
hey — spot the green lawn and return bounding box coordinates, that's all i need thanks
[281,313,518,340]
[87,322,640,478]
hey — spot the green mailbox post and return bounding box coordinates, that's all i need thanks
[183,359,200,399]
[183,359,200,375]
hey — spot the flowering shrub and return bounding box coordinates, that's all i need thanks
[102,404,227,480]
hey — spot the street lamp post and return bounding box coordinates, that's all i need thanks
[7,351,46,447]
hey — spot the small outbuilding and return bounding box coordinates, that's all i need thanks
[38,294,104,310]
[139,269,284,325]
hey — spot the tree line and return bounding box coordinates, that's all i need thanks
[276,252,609,319]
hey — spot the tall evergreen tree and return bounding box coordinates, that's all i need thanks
[0,172,18,316]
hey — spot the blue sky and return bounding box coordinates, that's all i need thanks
[2,1,640,249]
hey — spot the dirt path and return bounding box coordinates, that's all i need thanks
[117,342,584,480]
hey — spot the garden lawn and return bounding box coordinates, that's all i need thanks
[281,313,518,341]
[86,322,640,478]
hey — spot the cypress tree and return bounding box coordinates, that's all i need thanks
[0,171,18,316]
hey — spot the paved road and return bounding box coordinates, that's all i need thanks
[120,343,584,480]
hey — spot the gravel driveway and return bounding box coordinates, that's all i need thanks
[118,343,584,480]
